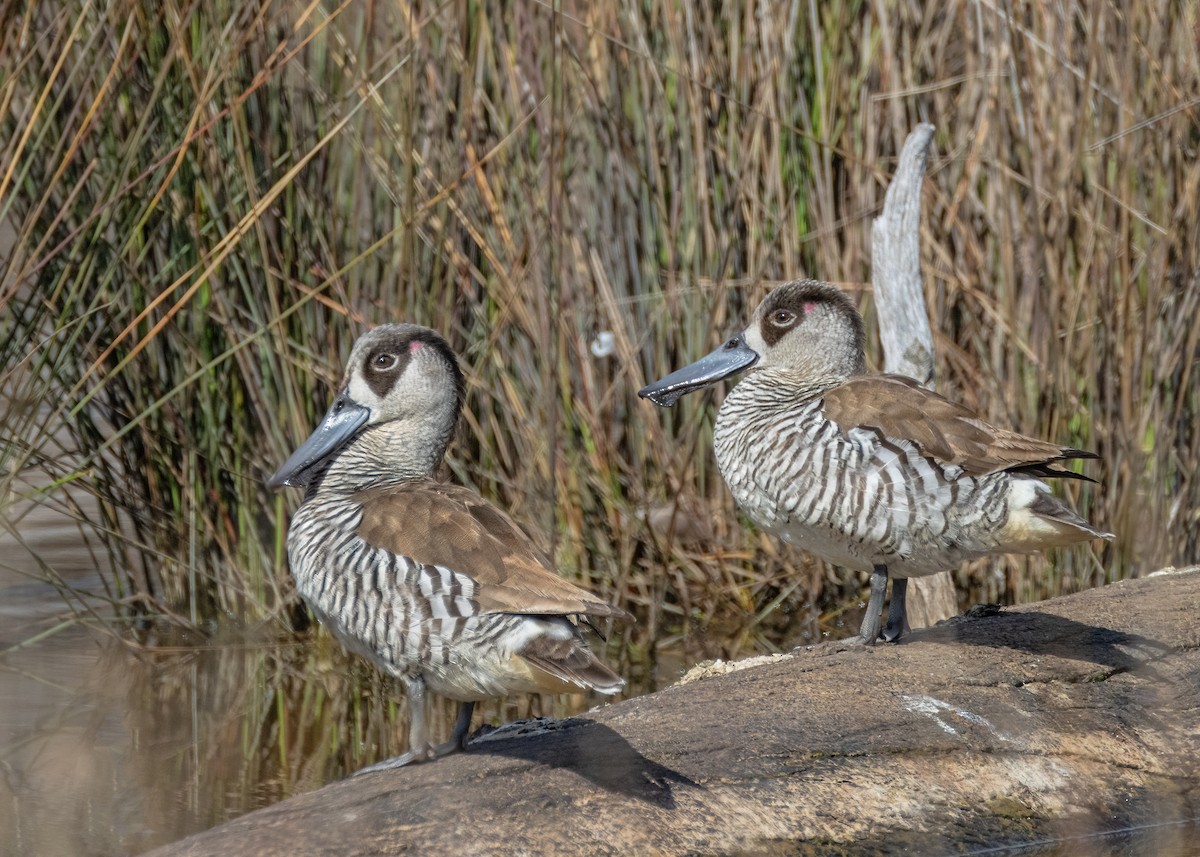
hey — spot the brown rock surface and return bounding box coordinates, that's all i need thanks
[145,569,1200,856]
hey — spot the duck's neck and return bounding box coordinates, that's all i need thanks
[314,419,453,495]
[733,366,853,406]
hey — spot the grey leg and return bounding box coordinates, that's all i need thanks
[859,564,888,645]
[431,701,475,757]
[354,676,434,775]
[356,689,475,775]
[881,576,908,643]
[405,675,433,759]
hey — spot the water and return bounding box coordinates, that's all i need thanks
[0,492,333,854]
[965,819,1200,856]
[1,498,187,854]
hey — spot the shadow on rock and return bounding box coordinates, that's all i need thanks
[916,607,1172,680]
[467,717,699,808]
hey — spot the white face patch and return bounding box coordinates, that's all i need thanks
[347,373,384,422]
[743,323,769,356]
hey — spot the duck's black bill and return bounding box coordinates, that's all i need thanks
[267,392,370,489]
[637,335,759,407]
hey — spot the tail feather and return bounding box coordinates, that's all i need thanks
[519,632,625,695]
[1028,489,1114,542]
[1009,447,1101,483]
[1015,464,1098,483]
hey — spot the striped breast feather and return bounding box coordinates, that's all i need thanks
[353,479,629,621]
[820,375,1100,479]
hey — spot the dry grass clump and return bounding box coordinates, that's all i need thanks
[2,0,1197,715]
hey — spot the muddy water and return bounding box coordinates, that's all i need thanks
[0,495,339,855]
[2,500,184,854]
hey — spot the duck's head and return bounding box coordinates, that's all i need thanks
[268,324,464,489]
[638,280,865,407]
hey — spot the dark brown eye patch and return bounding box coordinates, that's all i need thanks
[370,352,399,372]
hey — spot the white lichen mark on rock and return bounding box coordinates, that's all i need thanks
[899,694,1013,743]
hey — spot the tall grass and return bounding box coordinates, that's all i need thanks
[2,0,1197,675]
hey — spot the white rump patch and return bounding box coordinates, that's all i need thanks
[1001,478,1069,548]
[501,616,573,655]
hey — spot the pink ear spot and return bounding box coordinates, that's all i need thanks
[409,340,424,353]
[803,302,816,314]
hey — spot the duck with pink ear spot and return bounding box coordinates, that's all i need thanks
[639,280,1112,645]
[269,324,629,770]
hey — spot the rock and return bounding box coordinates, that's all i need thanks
[145,570,1200,856]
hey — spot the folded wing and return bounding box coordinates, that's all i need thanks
[354,480,630,620]
[821,375,1099,479]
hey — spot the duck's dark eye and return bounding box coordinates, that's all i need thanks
[770,309,796,327]
[371,353,398,372]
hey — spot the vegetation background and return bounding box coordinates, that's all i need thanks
[2,0,1197,847]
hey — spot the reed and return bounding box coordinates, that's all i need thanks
[2,0,1196,681]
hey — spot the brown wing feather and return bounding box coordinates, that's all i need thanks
[354,480,629,620]
[821,375,1099,477]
